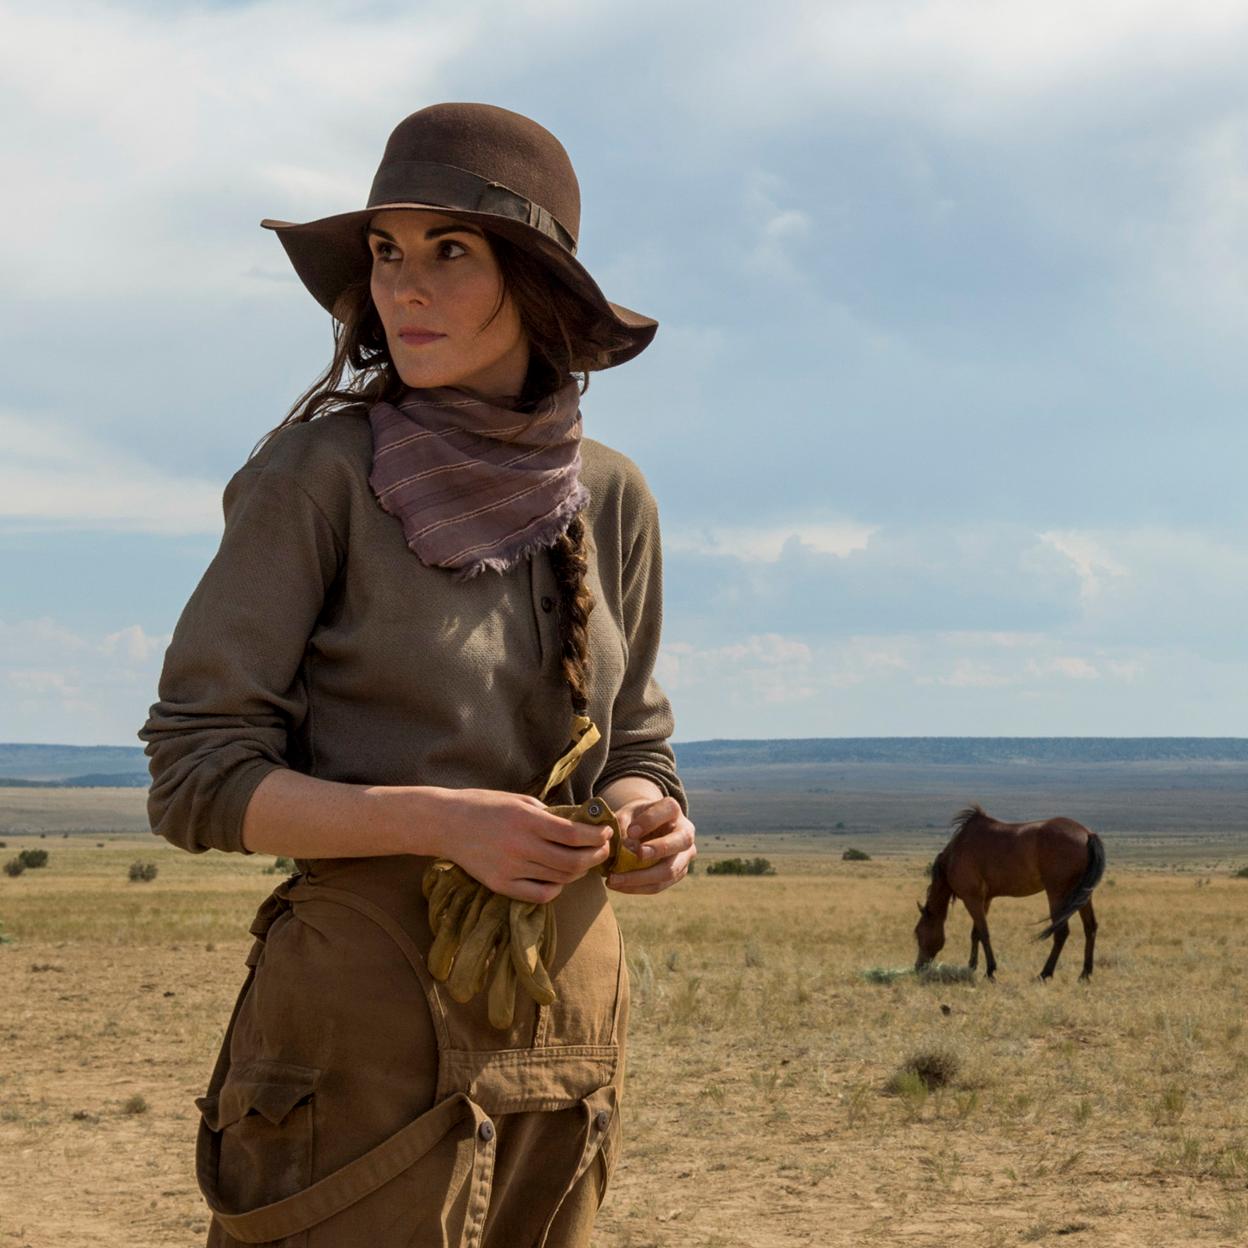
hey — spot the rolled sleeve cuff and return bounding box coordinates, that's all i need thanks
[596,754,688,817]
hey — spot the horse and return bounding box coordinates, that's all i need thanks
[914,804,1105,981]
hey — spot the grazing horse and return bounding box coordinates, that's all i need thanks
[914,805,1105,980]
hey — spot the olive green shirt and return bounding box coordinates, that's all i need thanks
[138,410,686,854]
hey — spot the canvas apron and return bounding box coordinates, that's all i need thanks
[193,846,627,1247]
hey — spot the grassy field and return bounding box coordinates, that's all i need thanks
[2,789,1247,1247]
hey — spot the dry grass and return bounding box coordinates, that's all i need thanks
[1,812,1247,1246]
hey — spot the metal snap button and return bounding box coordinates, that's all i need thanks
[478,1119,495,1142]
[540,595,555,613]
[587,800,603,818]
[594,1109,611,1132]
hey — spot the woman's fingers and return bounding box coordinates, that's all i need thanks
[607,844,696,894]
[521,840,611,882]
[607,799,696,894]
[622,797,683,845]
[621,801,696,862]
[497,878,563,904]
[627,822,695,865]
[535,809,616,850]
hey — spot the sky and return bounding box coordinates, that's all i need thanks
[2,0,1247,746]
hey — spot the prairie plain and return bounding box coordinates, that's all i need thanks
[2,771,1247,1248]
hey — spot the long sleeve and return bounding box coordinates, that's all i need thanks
[594,481,688,815]
[138,462,344,854]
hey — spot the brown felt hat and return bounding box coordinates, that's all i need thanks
[261,102,656,369]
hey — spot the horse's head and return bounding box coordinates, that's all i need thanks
[913,900,945,970]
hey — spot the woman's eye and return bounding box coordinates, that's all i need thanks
[373,242,398,262]
[438,239,468,259]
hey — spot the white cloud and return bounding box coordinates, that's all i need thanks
[942,631,1050,650]
[1140,113,1248,327]
[0,2,477,299]
[1,615,171,745]
[1027,655,1100,681]
[930,659,1014,688]
[678,0,1248,133]
[744,169,813,281]
[1106,659,1142,682]
[668,520,874,562]
[101,624,169,666]
[0,407,223,534]
[1037,530,1128,602]
[660,633,820,704]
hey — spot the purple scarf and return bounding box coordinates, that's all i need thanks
[367,377,588,580]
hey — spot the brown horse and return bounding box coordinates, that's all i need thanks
[914,804,1105,980]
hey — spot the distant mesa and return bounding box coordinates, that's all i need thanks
[0,743,149,788]
[671,737,1248,767]
[2,737,1245,789]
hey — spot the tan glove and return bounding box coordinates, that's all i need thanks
[422,713,649,1028]
[422,794,649,1028]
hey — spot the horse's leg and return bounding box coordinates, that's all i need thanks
[968,926,979,971]
[1040,920,1069,980]
[963,896,996,980]
[982,898,998,979]
[1078,899,1098,980]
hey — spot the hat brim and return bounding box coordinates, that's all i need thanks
[261,204,656,369]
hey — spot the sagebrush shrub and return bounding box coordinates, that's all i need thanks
[706,857,776,877]
[18,849,48,869]
[128,861,158,882]
[894,1048,961,1091]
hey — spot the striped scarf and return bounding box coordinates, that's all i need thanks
[367,376,588,580]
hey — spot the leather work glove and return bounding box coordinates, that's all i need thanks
[421,795,645,1029]
[422,713,649,1029]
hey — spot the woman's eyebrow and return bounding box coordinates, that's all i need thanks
[367,223,485,242]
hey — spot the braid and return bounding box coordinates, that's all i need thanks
[547,512,594,713]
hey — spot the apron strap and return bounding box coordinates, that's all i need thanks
[285,880,453,1049]
[197,1089,496,1244]
[536,713,601,802]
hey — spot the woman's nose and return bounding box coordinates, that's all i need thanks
[392,259,434,304]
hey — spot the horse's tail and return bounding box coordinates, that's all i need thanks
[1037,832,1106,941]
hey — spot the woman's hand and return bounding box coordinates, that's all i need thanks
[427,787,613,903]
[605,795,697,895]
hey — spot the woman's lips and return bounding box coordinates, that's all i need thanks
[398,331,446,346]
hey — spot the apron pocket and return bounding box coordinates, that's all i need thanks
[197,1060,321,1216]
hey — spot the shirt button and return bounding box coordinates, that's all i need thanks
[478,1119,495,1142]
[540,596,555,613]
[594,1110,611,1132]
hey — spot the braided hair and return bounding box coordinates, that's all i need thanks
[547,511,594,716]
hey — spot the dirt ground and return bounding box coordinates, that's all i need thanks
[2,813,1246,1247]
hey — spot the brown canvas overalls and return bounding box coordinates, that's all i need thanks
[194,836,627,1246]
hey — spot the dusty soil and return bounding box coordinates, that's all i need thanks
[2,821,1246,1247]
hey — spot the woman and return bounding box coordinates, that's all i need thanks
[138,102,695,1247]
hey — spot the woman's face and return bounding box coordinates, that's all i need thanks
[367,208,530,402]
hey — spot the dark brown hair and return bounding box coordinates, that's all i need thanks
[254,225,624,741]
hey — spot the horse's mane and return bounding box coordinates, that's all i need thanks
[950,803,989,836]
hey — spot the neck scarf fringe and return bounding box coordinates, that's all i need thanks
[368,377,588,581]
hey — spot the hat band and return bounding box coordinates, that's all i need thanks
[367,161,577,255]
